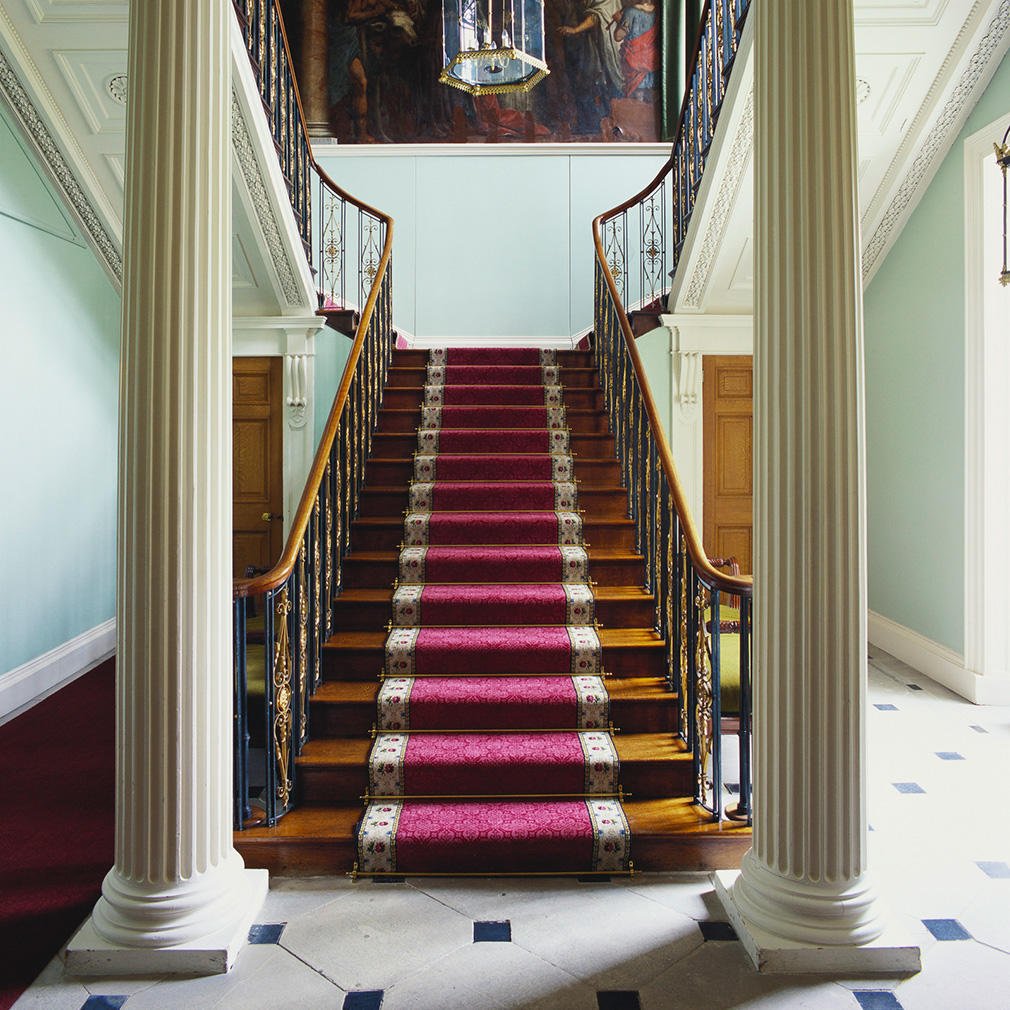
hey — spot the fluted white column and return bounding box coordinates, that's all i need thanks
[714,0,918,973]
[67,0,267,975]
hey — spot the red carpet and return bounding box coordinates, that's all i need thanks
[391,584,595,626]
[0,659,114,1010]
[377,675,610,730]
[398,545,590,584]
[357,347,631,875]
[409,480,577,511]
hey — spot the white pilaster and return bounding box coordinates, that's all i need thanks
[714,0,918,973]
[66,0,266,976]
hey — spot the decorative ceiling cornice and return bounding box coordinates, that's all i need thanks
[0,44,121,281]
[230,88,302,307]
[681,90,754,312]
[862,0,1010,281]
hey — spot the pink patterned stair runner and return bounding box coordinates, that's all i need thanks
[356,346,631,875]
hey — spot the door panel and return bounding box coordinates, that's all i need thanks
[703,355,753,575]
[233,357,284,579]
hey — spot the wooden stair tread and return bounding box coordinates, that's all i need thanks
[297,733,688,768]
[235,799,748,843]
[330,586,651,604]
[323,627,662,650]
[350,515,636,527]
[624,797,750,838]
[310,675,674,706]
[341,548,645,561]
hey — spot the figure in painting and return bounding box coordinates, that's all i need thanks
[556,0,623,134]
[614,0,658,98]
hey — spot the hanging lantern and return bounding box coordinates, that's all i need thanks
[997,124,1010,287]
[440,0,549,95]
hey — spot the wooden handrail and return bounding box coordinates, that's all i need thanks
[591,211,752,597]
[233,0,394,600]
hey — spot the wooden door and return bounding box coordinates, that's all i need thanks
[702,355,753,575]
[233,357,284,579]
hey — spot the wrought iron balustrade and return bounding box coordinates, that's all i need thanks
[592,0,752,824]
[230,0,395,827]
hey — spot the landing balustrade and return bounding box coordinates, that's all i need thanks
[231,0,394,827]
[592,0,754,823]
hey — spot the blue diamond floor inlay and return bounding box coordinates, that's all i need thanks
[343,992,384,1010]
[81,998,129,1010]
[247,922,286,944]
[853,991,904,1010]
[699,921,738,941]
[474,920,512,942]
[936,751,965,761]
[923,918,972,941]
[893,782,925,794]
[597,992,642,1010]
[906,683,923,691]
[976,860,1010,878]
[874,703,899,711]
[970,724,988,733]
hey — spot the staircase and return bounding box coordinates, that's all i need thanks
[236,345,750,874]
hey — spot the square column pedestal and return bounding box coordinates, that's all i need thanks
[714,872,921,975]
[66,869,268,976]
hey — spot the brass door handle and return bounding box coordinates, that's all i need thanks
[262,512,283,522]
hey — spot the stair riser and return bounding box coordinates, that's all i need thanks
[364,460,623,487]
[321,644,668,681]
[308,696,680,739]
[385,368,600,389]
[381,388,604,410]
[358,488,630,519]
[377,410,612,435]
[296,759,692,805]
[330,596,656,631]
[392,350,595,368]
[369,434,617,457]
[349,521,636,552]
[340,556,646,589]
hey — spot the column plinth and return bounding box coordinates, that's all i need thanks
[66,0,267,977]
[713,0,918,974]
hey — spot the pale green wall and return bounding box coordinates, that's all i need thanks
[314,329,352,449]
[0,107,120,674]
[315,150,668,339]
[865,50,1010,654]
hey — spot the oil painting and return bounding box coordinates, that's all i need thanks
[281,0,663,143]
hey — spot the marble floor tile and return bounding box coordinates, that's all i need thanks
[12,956,92,1010]
[279,880,473,990]
[638,942,856,1010]
[380,937,597,1010]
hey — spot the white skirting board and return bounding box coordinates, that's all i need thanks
[0,619,115,725]
[868,610,1010,706]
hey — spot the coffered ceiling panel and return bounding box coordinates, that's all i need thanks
[853,0,952,27]
[25,0,127,24]
[51,49,127,134]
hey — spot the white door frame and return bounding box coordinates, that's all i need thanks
[963,112,1010,705]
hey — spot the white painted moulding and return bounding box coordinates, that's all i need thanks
[869,610,1010,706]
[0,619,115,725]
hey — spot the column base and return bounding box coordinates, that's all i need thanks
[65,868,268,977]
[714,871,920,975]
